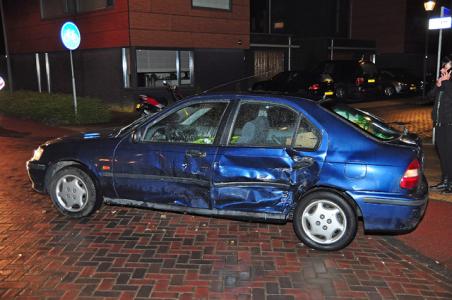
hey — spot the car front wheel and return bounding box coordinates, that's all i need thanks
[384,86,395,97]
[49,167,101,218]
[293,191,357,251]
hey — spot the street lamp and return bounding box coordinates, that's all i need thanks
[424,1,436,12]
[423,1,436,99]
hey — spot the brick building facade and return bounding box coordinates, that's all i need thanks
[4,0,250,104]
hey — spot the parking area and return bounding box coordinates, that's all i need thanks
[0,102,452,299]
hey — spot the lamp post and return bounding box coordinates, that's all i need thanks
[423,1,436,99]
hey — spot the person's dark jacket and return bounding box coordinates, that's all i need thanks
[430,80,452,126]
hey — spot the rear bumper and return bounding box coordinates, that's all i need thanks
[348,181,428,233]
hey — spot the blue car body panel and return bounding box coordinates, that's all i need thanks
[26,93,428,233]
[211,146,321,214]
[112,139,217,209]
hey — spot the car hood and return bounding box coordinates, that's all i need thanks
[44,128,119,145]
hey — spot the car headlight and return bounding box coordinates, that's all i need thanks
[31,147,44,161]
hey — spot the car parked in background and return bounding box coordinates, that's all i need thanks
[252,71,334,100]
[27,94,427,251]
[378,68,422,97]
[312,60,379,101]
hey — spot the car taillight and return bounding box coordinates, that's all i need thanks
[309,83,320,90]
[355,77,365,86]
[400,159,420,189]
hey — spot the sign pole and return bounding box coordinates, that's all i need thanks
[69,50,77,115]
[60,21,81,118]
[436,7,446,78]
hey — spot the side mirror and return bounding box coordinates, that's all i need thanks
[131,129,143,143]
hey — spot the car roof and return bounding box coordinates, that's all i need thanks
[186,93,321,109]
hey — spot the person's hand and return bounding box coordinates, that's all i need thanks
[436,68,451,87]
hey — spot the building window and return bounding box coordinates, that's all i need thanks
[40,0,69,18]
[76,0,114,13]
[40,0,114,18]
[136,50,194,88]
[192,0,231,10]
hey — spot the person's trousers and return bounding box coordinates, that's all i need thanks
[435,125,452,181]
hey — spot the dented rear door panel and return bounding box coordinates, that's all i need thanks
[212,147,321,215]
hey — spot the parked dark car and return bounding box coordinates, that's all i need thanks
[252,71,335,100]
[313,60,379,100]
[27,94,427,251]
[378,68,422,97]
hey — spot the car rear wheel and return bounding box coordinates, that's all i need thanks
[293,191,357,251]
[384,86,395,97]
[49,167,101,218]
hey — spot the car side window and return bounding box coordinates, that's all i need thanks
[143,102,228,144]
[293,117,320,150]
[229,102,298,147]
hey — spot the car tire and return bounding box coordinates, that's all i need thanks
[49,167,101,218]
[293,191,357,251]
[335,86,347,99]
[384,86,395,97]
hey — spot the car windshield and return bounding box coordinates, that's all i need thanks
[326,104,400,140]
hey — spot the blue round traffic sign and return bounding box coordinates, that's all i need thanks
[60,22,81,50]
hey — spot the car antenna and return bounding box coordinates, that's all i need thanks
[200,69,278,94]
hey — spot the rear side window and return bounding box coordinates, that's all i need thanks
[229,103,298,147]
[328,104,399,141]
[293,118,320,150]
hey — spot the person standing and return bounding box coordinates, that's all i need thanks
[430,55,452,193]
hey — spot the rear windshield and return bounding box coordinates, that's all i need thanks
[327,104,400,140]
[360,62,378,76]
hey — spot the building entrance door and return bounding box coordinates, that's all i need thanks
[254,50,285,80]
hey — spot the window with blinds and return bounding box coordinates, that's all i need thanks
[136,50,194,88]
[192,0,231,10]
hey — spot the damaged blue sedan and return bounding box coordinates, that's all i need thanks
[27,94,428,251]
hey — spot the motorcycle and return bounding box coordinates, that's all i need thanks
[135,81,184,117]
[135,94,165,117]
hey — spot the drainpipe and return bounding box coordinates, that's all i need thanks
[349,0,353,38]
[268,0,272,34]
[330,39,334,60]
[0,0,13,92]
[288,36,292,71]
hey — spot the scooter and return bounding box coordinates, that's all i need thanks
[135,81,184,117]
[135,94,165,117]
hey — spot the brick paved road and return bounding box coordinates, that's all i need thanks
[1,113,452,299]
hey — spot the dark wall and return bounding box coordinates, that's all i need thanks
[351,0,407,54]
[11,48,125,102]
[251,0,350,38]
[194,49,249,92]
[11,54,39,91]
[9,48,250,106]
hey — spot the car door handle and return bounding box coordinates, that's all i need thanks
[186,149,207,158]
[293,156,315,169]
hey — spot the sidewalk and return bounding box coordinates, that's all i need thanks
[422,142,452,203]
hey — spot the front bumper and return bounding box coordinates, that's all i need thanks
[348,178,429,233]
[26,160,47,193]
